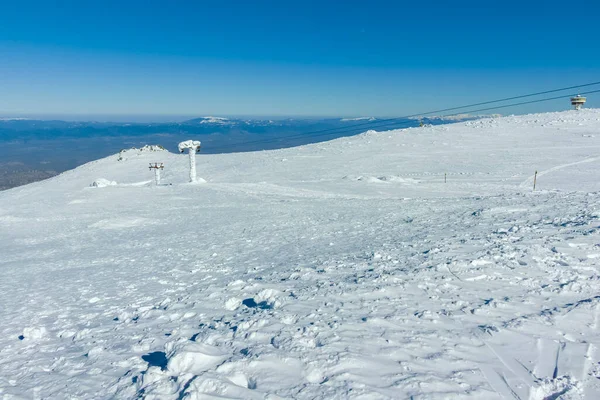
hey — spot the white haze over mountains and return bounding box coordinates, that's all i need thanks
[1,110,599,399]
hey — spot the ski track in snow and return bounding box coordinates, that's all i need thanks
[1,110,600,399]
[518,156,600,189]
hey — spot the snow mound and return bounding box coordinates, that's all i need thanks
[530,376,582,400]
[117,145,166,161]
[90,178,117,187]
[224,297,242,311]
[343,175,419,184]
[21,327,47,340]
[166,342,229,375]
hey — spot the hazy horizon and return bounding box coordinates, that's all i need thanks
[0,103,592,123]
[0,113,389,123]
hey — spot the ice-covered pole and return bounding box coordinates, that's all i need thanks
[178,140,201,182]
[149,162,164,186]
[155,167,161,185]
[188,148,196,181]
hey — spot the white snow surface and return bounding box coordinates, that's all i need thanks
[1,110,600,399]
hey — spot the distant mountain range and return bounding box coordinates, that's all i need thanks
[0,114,488,140]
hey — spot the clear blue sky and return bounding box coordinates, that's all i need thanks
[1,0,598,119]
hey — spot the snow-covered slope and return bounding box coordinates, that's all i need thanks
[1,110,600,399]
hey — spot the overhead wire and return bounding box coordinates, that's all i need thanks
[334,88,600,136]
[206,82,600,152]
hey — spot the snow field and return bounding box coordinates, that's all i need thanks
[0,110,600,398]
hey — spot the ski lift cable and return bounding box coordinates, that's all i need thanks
[307,87,600,141]
[207,83,600,152]
[256,81,600,138]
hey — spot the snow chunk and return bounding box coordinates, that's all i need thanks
[21,327,47,340]
[254,288,283,309]
[529,376,581,400]
[224,297,242,311]
[167,342,229,375]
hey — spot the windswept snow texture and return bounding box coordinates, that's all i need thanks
[1,110,600,399]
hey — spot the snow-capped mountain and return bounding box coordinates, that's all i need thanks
[340,117,377,121]
[184,116,233,125]
[1,110,599,399]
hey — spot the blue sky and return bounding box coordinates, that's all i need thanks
[0,0,598,119]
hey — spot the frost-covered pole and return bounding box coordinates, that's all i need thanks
[178,140,201,183]
[155,166,162,185]
[149,163,164,186]
[188,148,196,181]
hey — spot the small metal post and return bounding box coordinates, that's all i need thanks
[533,170,537,191]
[444,173,447,183]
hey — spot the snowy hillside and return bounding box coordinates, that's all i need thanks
[1,110,600,399]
